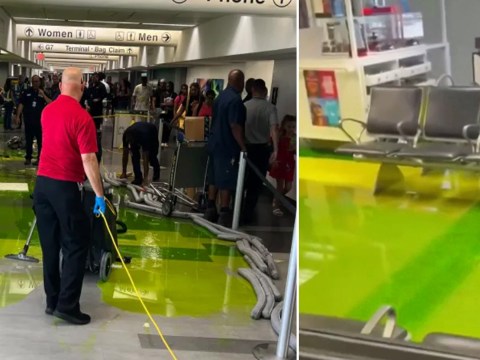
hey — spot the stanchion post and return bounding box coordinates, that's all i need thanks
[232,152,247,230]
[276,216,297,358]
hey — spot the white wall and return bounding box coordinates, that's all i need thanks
[175,15,296,63]
[271,59,296,121]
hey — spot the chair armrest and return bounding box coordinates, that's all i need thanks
[436,74,455,87]
[396,120,420,137]
[462,124,480,141]
[339,118,366,144]
[361,305,397,339]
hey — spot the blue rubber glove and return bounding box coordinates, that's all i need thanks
[93,196,106,216]
[177,132,184,143]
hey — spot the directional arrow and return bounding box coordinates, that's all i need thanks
[25,27,34,37]
[127,48,133,54]
[161,33,171,43]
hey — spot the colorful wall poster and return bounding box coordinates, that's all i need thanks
[304,70,341,127]
[195,78,225,97]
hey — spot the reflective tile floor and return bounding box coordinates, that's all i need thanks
[299,154,480,343]
[0,129,291,359]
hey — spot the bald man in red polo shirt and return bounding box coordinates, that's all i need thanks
[34,67,105,325]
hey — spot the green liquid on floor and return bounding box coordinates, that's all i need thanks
[299,156,480,342]
[0,168,256,318]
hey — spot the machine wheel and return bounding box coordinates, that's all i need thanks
[162,198,173,216]
[99,251,113,282]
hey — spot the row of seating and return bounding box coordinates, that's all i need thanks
[300,307,480,359]
[336,86,480,164]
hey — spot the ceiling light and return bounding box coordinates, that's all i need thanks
[73,20,140,25]
[14,17,65,22]
[142,22,195,27]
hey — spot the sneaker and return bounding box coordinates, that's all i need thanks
[53,310,91,325]
[218,210,233,228]
[204,207,218,223]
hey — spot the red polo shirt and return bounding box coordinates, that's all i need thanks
[37,95,98,182]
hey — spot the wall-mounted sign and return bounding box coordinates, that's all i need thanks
[32,42,139,56]
[10,0,295,16]
[36,52,120,61]
[18,25,179,46]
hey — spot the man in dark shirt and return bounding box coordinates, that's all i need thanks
[48,74,61,101]
[84,73,107,162]
[84,73,107,129]
[243,78,255,103]
[15,75,52,166]
[120,122,160,186]
[205,69,247,227]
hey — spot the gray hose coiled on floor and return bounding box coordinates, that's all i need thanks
[271,301,297,351]
[124,200,164,215]
[266,254,279,280]
[126,185,144,203]
[237,241,268,273]
[238,268,265,320]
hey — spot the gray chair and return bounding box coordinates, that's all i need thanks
[393,87,480,161]
[300,306,409,341]
[336,86,424,157]
[423,333,480,358]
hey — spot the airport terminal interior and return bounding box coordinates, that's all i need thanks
[0,1,296,359]
[300,0,480,359]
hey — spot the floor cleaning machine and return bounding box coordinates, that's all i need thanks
[5,182,130,282]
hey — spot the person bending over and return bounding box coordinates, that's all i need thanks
[120,122,160,186]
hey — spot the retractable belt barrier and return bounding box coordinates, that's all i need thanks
[243,153,296,216]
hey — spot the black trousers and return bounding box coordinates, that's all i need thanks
[34,176,90,313]
[96,130,102,163]
[25,121,42,161]
[244,143,271,214]
[132,147,160,183]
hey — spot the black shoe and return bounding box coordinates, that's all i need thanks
[45,307,55,315]
[131,179,142,186]
[24,159,31,166]
[53,310,91,325]
[32,160,38,166]
[218,211,233,228]
[204,207,218,223]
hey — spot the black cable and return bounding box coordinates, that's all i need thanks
[116,220,128,234]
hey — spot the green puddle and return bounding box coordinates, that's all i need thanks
[299,159,480,342]
[0,165,256,318]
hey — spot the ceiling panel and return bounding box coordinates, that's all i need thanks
[2,4,222,29]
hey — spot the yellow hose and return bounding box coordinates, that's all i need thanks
[98,201,178,360]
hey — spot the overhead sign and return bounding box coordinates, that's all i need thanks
[32,42,139,56]
[45,59,109,64]
[38,52,120,61]
[18,25,179,46]
[9,0,295,16]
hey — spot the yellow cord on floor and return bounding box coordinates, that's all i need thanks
[98,200,178,360]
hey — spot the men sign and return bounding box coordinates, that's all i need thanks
[17,25,179,46]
